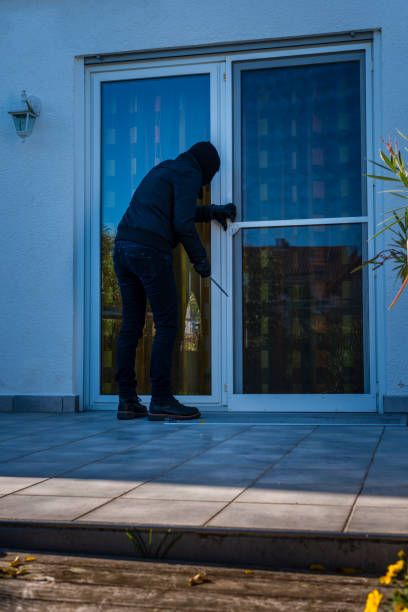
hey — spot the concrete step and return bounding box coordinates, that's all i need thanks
[1,519,407,574]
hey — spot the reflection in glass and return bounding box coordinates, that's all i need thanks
[100,75,211,395]
[241,60,363,221]
[183,292,201,352]
[234,225,368,394]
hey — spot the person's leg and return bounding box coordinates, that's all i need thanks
[115,242,200,421]
[113,242,147,402]
[143,256,200,420]
[141,254,178,401]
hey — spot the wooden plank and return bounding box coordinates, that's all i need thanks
[0,583,371,612]
[0,551,377,611]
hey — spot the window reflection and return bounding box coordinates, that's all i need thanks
[241,60,363,221]
[236,225,368,394]
[100,75,212,396]
[182,292,202,352]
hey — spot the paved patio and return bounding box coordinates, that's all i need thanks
[0,411,407,537]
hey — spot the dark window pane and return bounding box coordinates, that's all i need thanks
[235,225,368,393]
[100,75,212,395]
[241,60,363,221]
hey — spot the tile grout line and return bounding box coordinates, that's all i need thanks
[17,496,354,506]
[341,426,386,533]
[0,425,152,500]
[0,425,189,500]
[0,413,113,436]
[0,424,148,463]
[201,426,319,527]
[17,424,187,460]
[71,424,255,522]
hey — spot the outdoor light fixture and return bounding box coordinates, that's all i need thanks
[8,90,41,139]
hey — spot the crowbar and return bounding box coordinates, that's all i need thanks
[210,276,229,298]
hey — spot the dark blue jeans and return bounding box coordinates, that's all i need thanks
[113,240,178,401]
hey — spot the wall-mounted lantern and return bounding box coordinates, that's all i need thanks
[9,90,41,139]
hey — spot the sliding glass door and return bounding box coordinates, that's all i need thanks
[87,46,376,411]
[228,52,376,411]
[88,63,223,408]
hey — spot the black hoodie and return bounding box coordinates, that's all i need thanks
[116,143,220,266]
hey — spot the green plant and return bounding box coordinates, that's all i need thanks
[356,131,408,308]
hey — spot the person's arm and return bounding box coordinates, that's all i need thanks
[173,171,211,276]
[194,205,212,223]
[195,204,237,229]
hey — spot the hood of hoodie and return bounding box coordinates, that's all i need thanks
[185,141,220,186]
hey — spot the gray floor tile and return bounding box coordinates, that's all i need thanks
[0,494,105,520]
[236,485,356,506]
[251,480,361,493]
[168,435,237,444]
[370,458,408,469]
[10,450,111,464]
[0,413,406,534]
[366,467,408,477]
[0,450,39,462]
[356,493,408,508]
[15,477,140,498]
[95,453,183,467]
[168,462,262,475]
[360,484,408,500]
[64,463,169,481]
[294,442,373,451]
[347,506,408,534]
[0,476,47,496]
[77,497,226,525]
[276,458,370,470]
[257,468,365,486]
[155,474,257,488]
[207,502,349,531]
[0,442,56,453]
[183,454,278,468]
[0,462,86,478]
[176,461,266,474]
[124,482,243,502]
[60,443,142,453]
[0,431,25,439]
[216,442,293,453]
[141,443,211,454]
[161,464,262,486]
[208,447,286,459]
[294,449,373,457]
[364,474,408,487]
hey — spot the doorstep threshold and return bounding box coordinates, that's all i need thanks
[162,412,407,426]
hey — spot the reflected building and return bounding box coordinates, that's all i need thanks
[241,237,364,394]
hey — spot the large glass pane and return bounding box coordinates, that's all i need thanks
[234,224,368,394]
[100,75,211,395]
[241,60,363,221]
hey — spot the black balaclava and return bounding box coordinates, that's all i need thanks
[187,141,220,186]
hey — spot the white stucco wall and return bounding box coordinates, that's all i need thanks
[0,0,407,400]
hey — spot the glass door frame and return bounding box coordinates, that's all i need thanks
[83,41,381,412]
[85,59,225,410]
[223,43,378,412]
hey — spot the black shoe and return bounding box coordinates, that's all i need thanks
[117,397,148,420]
[148,396,201,421]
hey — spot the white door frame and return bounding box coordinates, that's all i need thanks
[82,40,382,412]
[223,43,378,411]
[85,60,225,410]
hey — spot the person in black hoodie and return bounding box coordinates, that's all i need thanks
[113,142,236,421]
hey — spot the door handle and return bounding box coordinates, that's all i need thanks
[228,223,241,237]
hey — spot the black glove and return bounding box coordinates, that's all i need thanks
[211,203,237,231]
[194,258,211,278]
